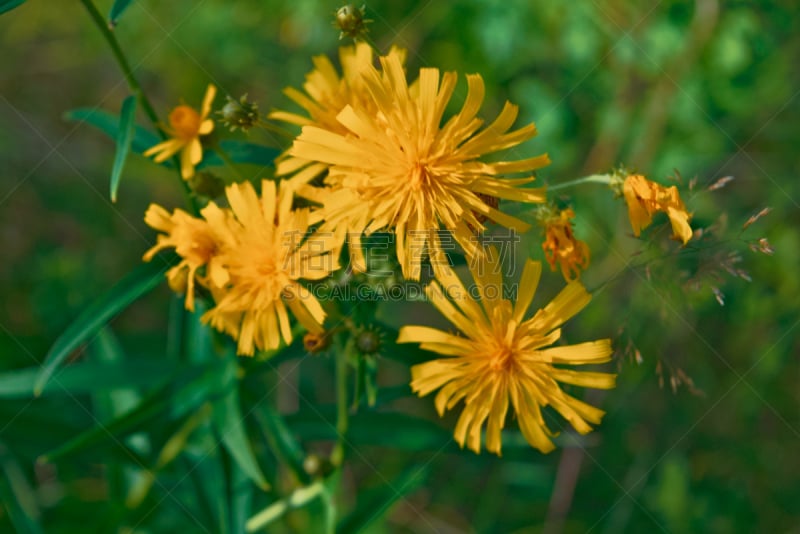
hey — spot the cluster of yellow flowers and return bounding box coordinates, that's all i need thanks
[142,43,693,454]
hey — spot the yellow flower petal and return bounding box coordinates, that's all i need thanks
[401,249,615,455]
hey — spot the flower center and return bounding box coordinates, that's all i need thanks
[169,105,202,140]
[489,344,516,373]
[259,258,278,277]
[409,162,431,191]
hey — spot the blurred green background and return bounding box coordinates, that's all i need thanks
[1,0,798,532]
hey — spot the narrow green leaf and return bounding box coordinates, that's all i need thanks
[212,357,270,490]
[38,361,220,462]
[108,0,135,26]
[229,459,253,534]
[0,360,179,398]
[201,141,280,169]
[33,256,178,396]
[65,109,279,172]
[110,95,137,202]
[0,444,43,534]
[288,410,453,452]
[0,0,25,15]
[336,466,428,534]
[64,107,161,155]
[183,447,229,534]
[88,327,151,505]
[253,405,310,485]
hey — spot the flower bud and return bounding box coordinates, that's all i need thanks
[218,94,259,132]
[334,4,371,40]
[355,328,381,355]
[304,331,331,354]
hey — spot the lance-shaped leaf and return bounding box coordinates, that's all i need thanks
[34,255,178,396]
[108,0,135,26]
[0,0,25,15]
[212,356,270,490]
[110,95,137,202]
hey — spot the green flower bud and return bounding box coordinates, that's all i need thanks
[334,4,371,40]
[355,328,381,355]
[218,94,259,132]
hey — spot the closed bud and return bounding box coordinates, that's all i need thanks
[218,94,259,132]
[355,328,381,355]
[334,4,371,40]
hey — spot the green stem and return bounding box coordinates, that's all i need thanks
[79,0,199,213]
[79,0,160,129]
[547,174,613,192]
[358,34,383,56]
[330,341,349,467]
[245,481,326,532]
[256,119,295,142]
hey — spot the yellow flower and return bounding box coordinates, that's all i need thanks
[288,53,549,280]
[144,84,216,180]
[269,43,406,184]
[142,204,227,312]
[200,180,340,356]
[541,208,590,281]
[622,174,693,244]
[397,247,616,455]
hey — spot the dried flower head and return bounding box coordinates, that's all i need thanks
[623,174,693,244]
[540,207,590,281]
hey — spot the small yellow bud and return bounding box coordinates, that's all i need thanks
[303,331,331,354]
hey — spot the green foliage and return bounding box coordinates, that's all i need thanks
[110,95,137,202]
[0,0,25,15]
[108,0,135,26]
[1,0,797,532]
[33,256,179,396]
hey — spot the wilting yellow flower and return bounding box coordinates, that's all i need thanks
[200,180,339,356]
[144,84,216,179]
[288,53,549,280]
[541,208,590,281]
[269,42,406,184]
[622,174,692,244]
[398,247,615,455]
[143,204,227,312]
